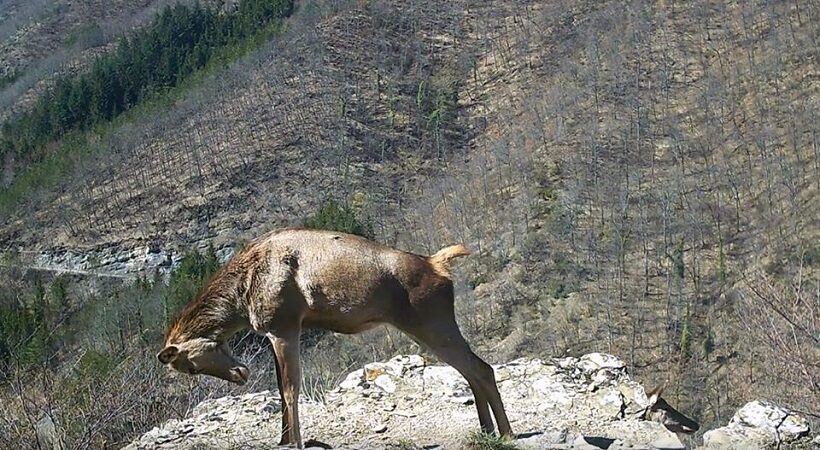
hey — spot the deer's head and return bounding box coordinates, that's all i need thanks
[157,337,249,385]
[641,385,700,433]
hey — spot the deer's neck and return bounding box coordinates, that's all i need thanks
[171,272,251,343]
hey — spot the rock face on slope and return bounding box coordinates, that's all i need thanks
[125,353,814,450]
[16,242,235,279]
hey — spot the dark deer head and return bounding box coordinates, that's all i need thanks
[641,385,700,433]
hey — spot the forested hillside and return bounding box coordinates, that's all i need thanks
[0,0,817,448]
[0,0,223,120]
[0,0,292,209]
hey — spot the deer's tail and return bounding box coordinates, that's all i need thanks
[428,244,471,278]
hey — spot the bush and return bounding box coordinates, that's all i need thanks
[50,275,69,312]
[76,349,115,379]
[0,283,54,372]
[0,297,38,372]
[66,24,106,49]
[304,199,374,239]
[165,245,221,322]
[0,70,21,90]
[800,243,819,267]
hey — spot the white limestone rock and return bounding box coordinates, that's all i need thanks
[339,370,365,390]
[128,354,816,450]
[373,374,397,393]
[701,401,811,449]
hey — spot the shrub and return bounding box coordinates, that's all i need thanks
[0,296,39,372]
[304,199,374,239]
[76,349,115,379]
[165,245,221,322]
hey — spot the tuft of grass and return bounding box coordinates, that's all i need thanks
[466,431,521,450]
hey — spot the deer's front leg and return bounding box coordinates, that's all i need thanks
[272,332,302,448]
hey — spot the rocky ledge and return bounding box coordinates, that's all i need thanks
[4,242,235,279]
[125,353,814,449]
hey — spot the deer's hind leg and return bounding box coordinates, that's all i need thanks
[398,319,512,436]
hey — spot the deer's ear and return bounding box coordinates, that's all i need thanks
[157,345,180,364]
[646,384,665,406]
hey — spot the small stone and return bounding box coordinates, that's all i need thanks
[516,428,570,449]
[779,415,810,437]
[366,366,386,381]
[647,433,684,450]
[384,354,425,375]
[734,401,810,439]
[381,402,397,411]
[594,388,625,419]
[422,366,470,396]
[496,367,512,382]
[592,368,619,386]
[450,395,475,405]
[372,423,388,433]
[339,371,364,390]
[554,356,579,369]
[374,374,397,393]
[578,353,626,373]
[154,434,177,444]
[703,400,811,448]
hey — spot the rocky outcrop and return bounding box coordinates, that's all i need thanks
[126,353,678,449]
[125,353,814,450]
[124,392,281,449]
[700,401,811,449]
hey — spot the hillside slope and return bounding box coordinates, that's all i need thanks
[0,0,817,442]
[0,0,217,119]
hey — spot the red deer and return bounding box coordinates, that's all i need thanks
[157,228,512,448]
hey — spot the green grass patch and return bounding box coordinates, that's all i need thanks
[466,431,521,450]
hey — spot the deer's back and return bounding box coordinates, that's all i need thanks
[256,229,437,332]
